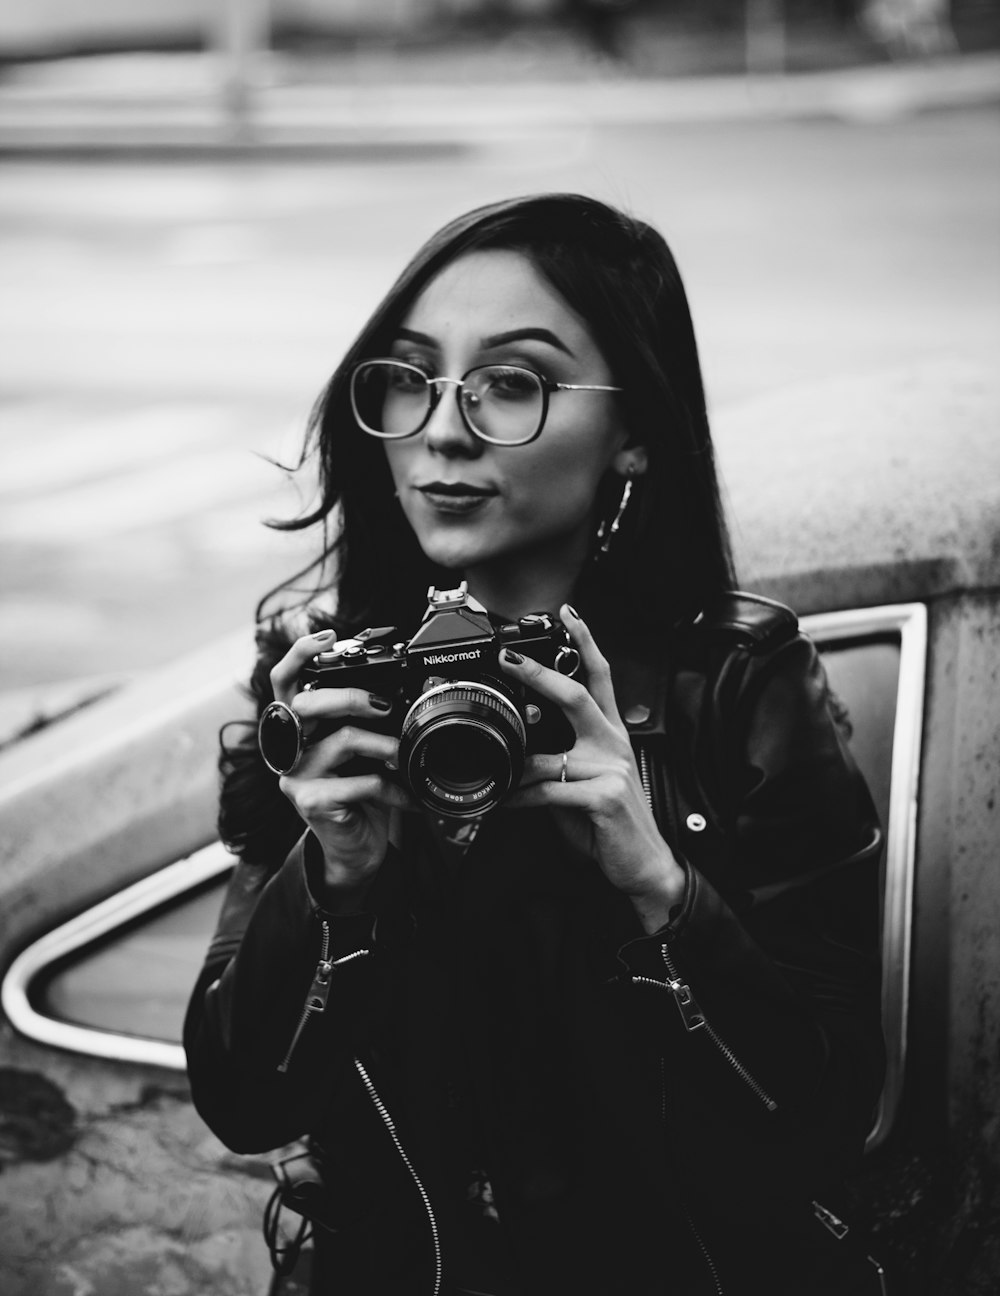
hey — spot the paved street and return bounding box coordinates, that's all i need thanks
[1,76,998,707]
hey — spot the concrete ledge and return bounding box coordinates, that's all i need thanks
[0,631,253,963]
[0,675,126,754]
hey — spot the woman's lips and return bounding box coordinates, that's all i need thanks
[417,483,497,514]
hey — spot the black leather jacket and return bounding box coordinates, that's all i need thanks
[184,593,886,1296]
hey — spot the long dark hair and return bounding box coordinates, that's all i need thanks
[264,192,734,634]
[221,193,736,864]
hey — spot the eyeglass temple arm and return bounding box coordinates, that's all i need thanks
[554,383,623,392]
[406,370,620,395]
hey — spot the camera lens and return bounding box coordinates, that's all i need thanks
[399,682,526,818]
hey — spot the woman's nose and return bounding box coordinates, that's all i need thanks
[422,382,483,458]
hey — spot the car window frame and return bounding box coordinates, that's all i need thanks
[804,602,926,1148]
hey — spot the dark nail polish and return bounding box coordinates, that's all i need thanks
[565,604,581,621]
[370,694,393,712]
[503,649,524,665]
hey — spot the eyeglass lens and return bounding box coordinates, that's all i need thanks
[352,361,543,444]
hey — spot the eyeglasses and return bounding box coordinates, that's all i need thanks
[349,359,622,447]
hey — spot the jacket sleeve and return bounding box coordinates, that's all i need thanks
[619,629,885,1186]
[183,832,399,1154]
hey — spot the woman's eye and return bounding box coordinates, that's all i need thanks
[484,367,539,401]
[387,365,429,392]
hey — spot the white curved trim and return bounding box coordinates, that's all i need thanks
[1,840,235,1071]
[803,603,926,1150]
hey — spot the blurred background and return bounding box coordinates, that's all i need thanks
[1,0,998,737]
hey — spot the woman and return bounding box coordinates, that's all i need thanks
[185,194,886,1295]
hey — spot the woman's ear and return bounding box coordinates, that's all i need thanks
[612,444,648,478]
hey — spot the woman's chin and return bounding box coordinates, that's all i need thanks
[416,536,490,574]
[407,520,502,575]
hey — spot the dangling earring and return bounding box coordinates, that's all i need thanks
[596,471,635,556]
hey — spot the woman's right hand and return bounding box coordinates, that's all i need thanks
[269,629,413,902]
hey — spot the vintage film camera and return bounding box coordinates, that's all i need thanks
[259,583,580,818]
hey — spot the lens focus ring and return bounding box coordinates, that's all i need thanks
[401,683,523,745]
[399,681,527,818]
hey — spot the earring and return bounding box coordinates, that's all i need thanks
[596,470,635,556]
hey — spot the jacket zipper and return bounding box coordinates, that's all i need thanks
[277,920,370,1073]
[637,738,681,845]
[353,1057,443,1296]
[812,1199,849,1240]
[635,944,778,1113]
[683,1208,725,1296]
[812,1201,889,1295]
[637,742,654,810]
[637,739,786,1295]
[633,740,778,1114]
[658,1018,726,1295]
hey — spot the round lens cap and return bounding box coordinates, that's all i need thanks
[258,701,303,775]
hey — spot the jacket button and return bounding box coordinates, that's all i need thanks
[686,812,707,832]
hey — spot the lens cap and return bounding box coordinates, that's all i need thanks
[258,701,304,775]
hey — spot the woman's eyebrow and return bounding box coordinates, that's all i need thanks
[394,327,436,347]
[483,328,574,356]
[393,325,575,357]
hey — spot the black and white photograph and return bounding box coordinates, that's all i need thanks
[0,3,998,1294]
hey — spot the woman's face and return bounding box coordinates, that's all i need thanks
[381,249,638,614]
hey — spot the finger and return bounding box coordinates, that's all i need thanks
[282,771,415,815]
[292,685,395,723]
[270,628,338,703]
[559,605,619,721]
[326,773,416,812]
[296,725,400,777]
[498,646,597,725]
[519,751,618,788]
[504,777,615,812]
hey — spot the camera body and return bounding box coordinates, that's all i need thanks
[302,583,579,818]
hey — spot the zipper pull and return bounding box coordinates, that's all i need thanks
[305,957,334,1013]
[277,922,333,1074]
[667,978,706,1031]
[659,943,705,1032]
[813,1200,850,1240]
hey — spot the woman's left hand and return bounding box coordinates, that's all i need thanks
[501,605,687,934]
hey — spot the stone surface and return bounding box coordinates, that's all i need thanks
[0,1029,274,1296]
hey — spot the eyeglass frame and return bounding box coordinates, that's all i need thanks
[349,358,623,448]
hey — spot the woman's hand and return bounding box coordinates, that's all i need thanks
[501,606,686,935]
[269,629,414,904]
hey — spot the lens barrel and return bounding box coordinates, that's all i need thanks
[400,681,526,818]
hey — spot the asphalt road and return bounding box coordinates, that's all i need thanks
[1,103,998,699]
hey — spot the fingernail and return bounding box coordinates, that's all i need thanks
[384,758,399,771]
[503,649,524,665]
[370,694,393,712]
[564,604,581,621]
[312,628,335,640]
